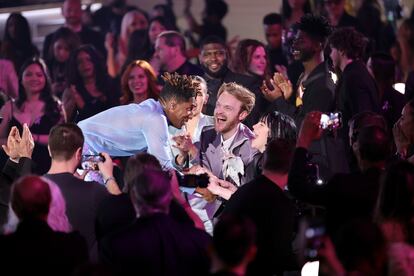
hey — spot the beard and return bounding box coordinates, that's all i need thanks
[201,61,229,79]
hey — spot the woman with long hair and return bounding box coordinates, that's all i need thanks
[62,45,119,122]
[0,57,63,174]
[120,60,159,105]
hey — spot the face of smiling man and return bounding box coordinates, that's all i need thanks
[214,91,248,139]
[199,43,228,78]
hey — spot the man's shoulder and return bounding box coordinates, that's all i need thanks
[44,173,106,191]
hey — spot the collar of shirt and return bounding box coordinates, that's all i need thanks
[220,129,238,153]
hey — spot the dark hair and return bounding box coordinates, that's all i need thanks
[158,31,186,56]
[199,35,227,49]
[129,169,172,215]
[263,13,283,25]
[335,219,386,273]
[160,72,199,103]
[12,175,51,220]
[123,153,162,193]
[260,111,297,143]
[16,57,60,117]
[48,123,84,161]
[281,0,311,23]
[329,27,368,60]
[152,4,178,30]
[47,27,81,64]
[369,52,395,87]
[232,39,269,77]
[348,111,387,145]
[213,214,256,266]
[66,45,111,99]
[297,14,332,44]
[263,138,295,173]
[123,29,153,68]
[149,16,176,32]
[375,161,414,243]
[205,0,228,20]
[3,13,32,47]
[357,125,390,162]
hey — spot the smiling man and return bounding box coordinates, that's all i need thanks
[198,36,255,115]
[78,73,197,169]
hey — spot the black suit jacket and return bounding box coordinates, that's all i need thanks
[0,158,32,228]
[0,219,88,276]
[288,147,383,235]
[100,213,211,276]
[223,175,298,276]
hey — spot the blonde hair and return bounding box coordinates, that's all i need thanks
[217,82,255,114]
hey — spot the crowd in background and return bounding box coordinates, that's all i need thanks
[1,0,414,275]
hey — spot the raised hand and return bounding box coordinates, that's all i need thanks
[273,72,293,100]
[2,126,21,159]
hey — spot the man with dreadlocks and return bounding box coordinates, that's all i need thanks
[78,72,198,169]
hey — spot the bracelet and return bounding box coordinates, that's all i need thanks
[104,176,115,185]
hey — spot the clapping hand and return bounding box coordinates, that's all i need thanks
[261,72,293,102]
[2,124,34,161]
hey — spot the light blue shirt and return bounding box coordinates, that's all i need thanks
[78,99,173,169]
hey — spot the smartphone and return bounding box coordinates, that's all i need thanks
[320,112,342,130]
[81,154,105,170]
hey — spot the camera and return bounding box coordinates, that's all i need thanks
[81,154,105,170]
[175,171,209,188]
[320,112,342,130]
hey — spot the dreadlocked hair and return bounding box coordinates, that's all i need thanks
[160,72,200,103]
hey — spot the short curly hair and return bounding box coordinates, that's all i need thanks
[328,27,368,60]
[160,72,199,103]
[297,14,332,44]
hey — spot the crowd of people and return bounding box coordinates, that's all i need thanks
[1,0,414,275]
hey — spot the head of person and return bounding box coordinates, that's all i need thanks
[214,82,255,135]
[324,0,346,21]
[123,153,162,193]
[348,111,388,148]
[11,175,51,221]
[328,27,367,70]
[4,13,32,45]
[159,72,198,128]
[262,138,295,174]
[155,31,187,71]
[120,60,159,105]
[190,75,209,117]
[262,13,283,49]
[67,45,108,90]
[282,0,311,20]
[203,0,228,22]
[375,160,414,243]
[125,29,152,63]
[251,111,297,153]
[48,27,81,64]
[353,125,391,167]
[367,52,395,88]
[396,100,414,144]
[129,169,172,217]
[148,16,174,45]
[151,4,177,30]
[62,0,82,27]
[233,39,268,77]
[6,177,71,233]
[397,19,414,51]
[292,14,331,63]
[213,214,257,269]
[120,9,149,42]
[335,219,387,275]
[199,35,229,78]
[48,123,84,166]
[16,57,55,112]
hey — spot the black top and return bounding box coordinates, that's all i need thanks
[100,213,211,276]
[95,193,194,242]
[288,147,383,235]
[223,174,298,276]
[0,219,88,276]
